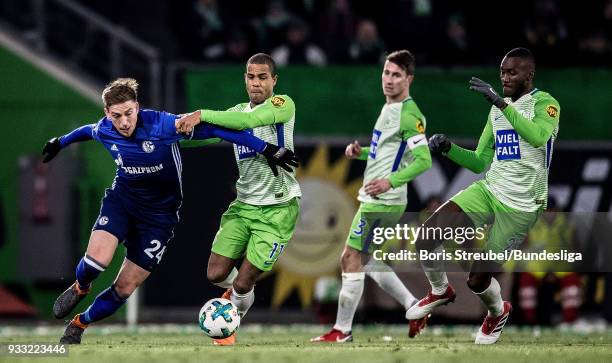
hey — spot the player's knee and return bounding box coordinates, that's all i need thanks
[206,267,228,284]
[339,250,351,269]
[113,280,140,298]
[232,278,254,295]
[340,247,361,272]
[466,274,491,293]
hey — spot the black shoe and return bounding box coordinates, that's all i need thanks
[53,282,90,319]
[59,319,85,344]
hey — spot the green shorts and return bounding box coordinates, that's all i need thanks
[346,202,406,253]
[451,180,540,254]
[211,198,299,271]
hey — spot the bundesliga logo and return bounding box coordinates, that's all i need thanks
[142,141,155,153]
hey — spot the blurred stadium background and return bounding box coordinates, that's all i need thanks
[0,0,611,332]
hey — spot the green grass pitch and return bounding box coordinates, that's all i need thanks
[1,324,610,363]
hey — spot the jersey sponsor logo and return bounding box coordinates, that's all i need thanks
[416,119,425,134]
[495,129,521,160]
[120,163,164,175]
[237,129,257,159]
[142,140,155,153]
[271,96,286,107]
[369,129,382,159]
[98,216,109,226]
[546,105,558,118]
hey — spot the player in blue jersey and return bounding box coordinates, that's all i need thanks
[42,78,298,344]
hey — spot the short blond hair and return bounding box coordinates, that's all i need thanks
[102,78,138,108]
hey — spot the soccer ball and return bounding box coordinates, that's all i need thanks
[198,298,240,338]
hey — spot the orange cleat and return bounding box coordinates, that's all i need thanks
[221,288,232,301]
[213,288,236,346]
[212,333,236,346]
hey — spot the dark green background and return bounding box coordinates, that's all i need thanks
[186,66,611,139]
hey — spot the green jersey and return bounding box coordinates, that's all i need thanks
[357,97,432,205]
[448,89,560,212]
[200,95,302,206]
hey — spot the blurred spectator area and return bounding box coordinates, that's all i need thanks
[2,0,610,67]
[132,0,612,66]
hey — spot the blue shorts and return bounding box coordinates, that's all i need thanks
[92,189,179,271]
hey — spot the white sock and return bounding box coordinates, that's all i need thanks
[231,288,255,317]
[422,246,448,295]
[365,259,416,309]
[213,267,238,289]
[474,277,504,316]
[333,272,365,334]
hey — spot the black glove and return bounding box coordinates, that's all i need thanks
[468,77,507,109]
[429,134,451,154]
[261,143,299,176]
[42,137,62,163]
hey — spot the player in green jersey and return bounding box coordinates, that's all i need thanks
[311,50,432,343]
[176,53,301,345]
[406,48,560,344]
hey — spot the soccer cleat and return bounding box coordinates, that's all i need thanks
[212,334,236,346]
[53,281,91,319]
[221,288,232,301]
[475,301,512,344]
[408,314,430,338]
[213,288,236,346]
[59,315,88,344]
[310,329,353,343]
[405,285,456,320]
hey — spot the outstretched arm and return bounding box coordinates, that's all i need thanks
[60,124,95,146]
[446,121,494,173]
[176,95,295,132]
[42,124,95,163]
[188,123,299,176]
[190,123,266,152]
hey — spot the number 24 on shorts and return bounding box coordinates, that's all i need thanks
[144,240,167,264]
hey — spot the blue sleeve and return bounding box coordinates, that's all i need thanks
[158,111,180,138]
[192,124,266,152]
[59,124,95,147]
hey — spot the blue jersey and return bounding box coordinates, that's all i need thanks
[56,109,268,271]
[91,109,187,212]
[60,109,267,214]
